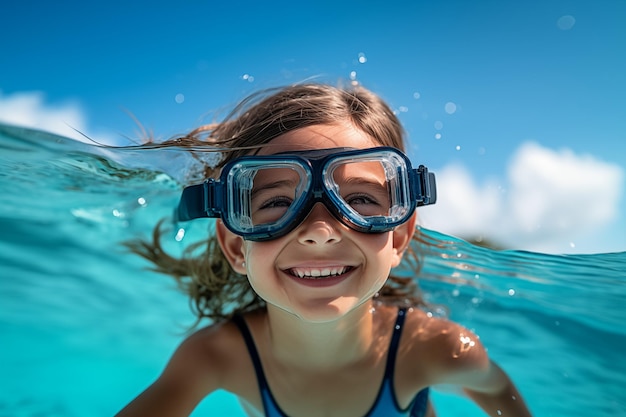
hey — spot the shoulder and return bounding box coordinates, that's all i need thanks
[114,318,253,416]
[156,316,253,396]
[400,308,490,383]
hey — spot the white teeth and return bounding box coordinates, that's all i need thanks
[291,267,349,279]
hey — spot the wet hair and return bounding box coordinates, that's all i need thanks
[126,83,429,326]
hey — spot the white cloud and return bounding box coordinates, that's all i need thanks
[0,90,114,144]
[419,142,624,253]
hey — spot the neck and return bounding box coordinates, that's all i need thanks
[264,301,378,370]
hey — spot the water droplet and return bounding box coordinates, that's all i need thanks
[497,410,502,416]
[508,289,516,296]
[557,15,576,30]
[398,106,408,113]
[242,74,255,82]
[569,242,576,248]
[175,228,185,242]
[444,101,457,114]
[137,197,147,206]
[434,133,442,140]
[174,93,185,104]
[455,145,461,151]
[350,71,357,80]
[452,289,460,297]
[413,92,421,99]
[434,121,443,130]
[358,52,367,63]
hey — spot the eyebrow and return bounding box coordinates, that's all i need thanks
[340,176,388,187]
[250,179,299,198]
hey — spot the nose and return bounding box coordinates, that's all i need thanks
[296,203,342,245]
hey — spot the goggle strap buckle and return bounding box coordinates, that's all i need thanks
[203,180,222,217]
[414,165,437,206]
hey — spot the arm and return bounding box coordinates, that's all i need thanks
[114,328,224,417]
[456,359,532,417]
[434,328,532,417]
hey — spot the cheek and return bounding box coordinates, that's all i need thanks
[241,241,282,295]
[365,233,402,272]
[363,232,395,255]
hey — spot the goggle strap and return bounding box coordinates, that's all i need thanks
[176,180,221,221]
[176,182,205,221]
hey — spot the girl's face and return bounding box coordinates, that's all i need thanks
[217,122,415,323]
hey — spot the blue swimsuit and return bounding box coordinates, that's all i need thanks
[232,308,429,417]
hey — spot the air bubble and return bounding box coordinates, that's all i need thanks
[434,121,443,130]
[508,289,516,296]
[444,101,457,114]
[175,228,185,242]
[175,93,185,104]
[137,197,147,206]
[358,52,367,63]
[435,133,442,140]
[242,74,255,82]
[557,15,576,30]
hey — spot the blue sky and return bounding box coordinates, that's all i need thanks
[1,0,625,253]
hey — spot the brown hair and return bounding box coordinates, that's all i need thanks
[126,83,430,325]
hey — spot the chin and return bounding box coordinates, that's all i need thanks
[282,296,372,323]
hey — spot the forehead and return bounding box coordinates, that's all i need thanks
[257,123,379,156]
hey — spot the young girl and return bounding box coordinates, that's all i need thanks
[115,83,532,417]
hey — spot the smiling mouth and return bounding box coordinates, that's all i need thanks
[287,266,354,279]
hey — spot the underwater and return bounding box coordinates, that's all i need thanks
[0,123,625,417]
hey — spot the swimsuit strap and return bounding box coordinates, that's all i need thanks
[232,314,288,417]
[384,308,430,417]
[232,314,269,392]
[383,307,408,381]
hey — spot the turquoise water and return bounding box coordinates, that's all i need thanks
[1,123,625,417]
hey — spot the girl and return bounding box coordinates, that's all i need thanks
[115,83,532,417]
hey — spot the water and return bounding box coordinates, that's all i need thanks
[1,123,624,417]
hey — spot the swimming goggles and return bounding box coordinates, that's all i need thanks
[176,147,436,241]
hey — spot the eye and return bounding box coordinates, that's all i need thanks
[343,192,390,217]
[251,196,294,225]
[258,196,293,210]
[345,193,380,206]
